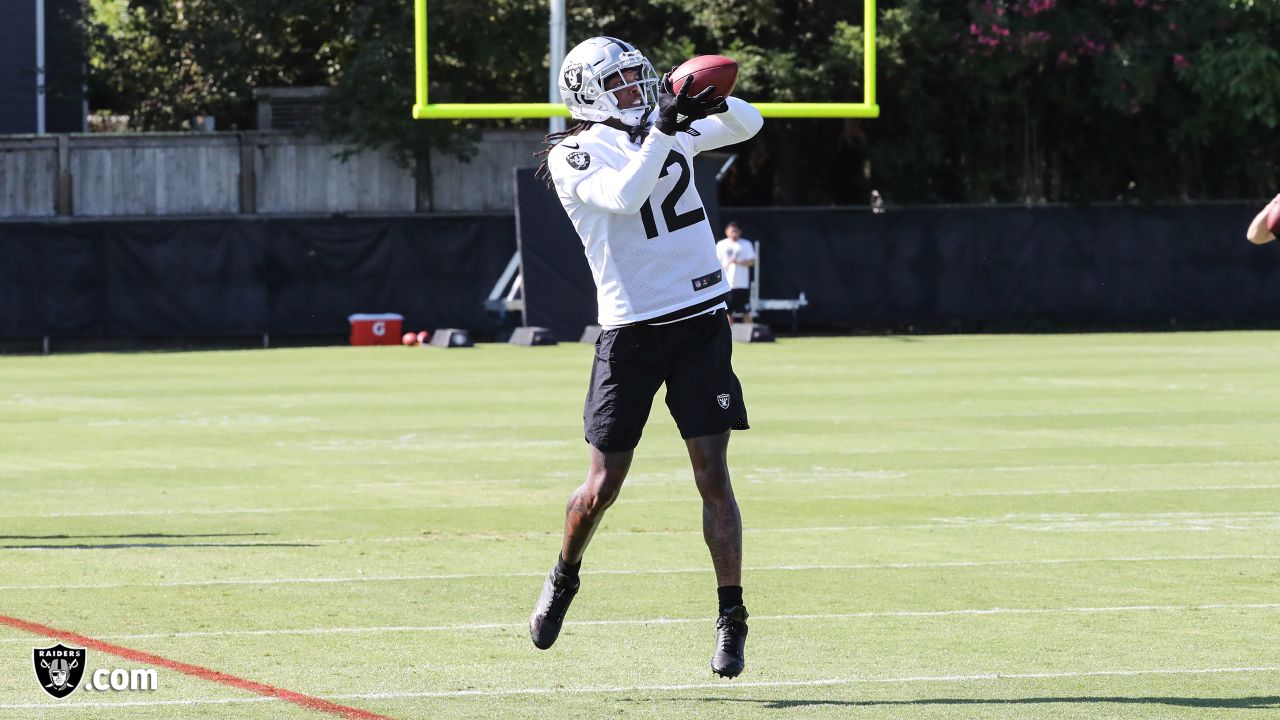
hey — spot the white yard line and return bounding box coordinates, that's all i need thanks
[0,554,1274,593]
[4,481,1280,517]
[855,484,1280,499]
[332,665,1280,700]
[0,697,276,710]
[2,665,1276,709]
[7,451,1278,478]
[24,460,1280,491]
[8,511,1280,538]
[1,602,1276,644]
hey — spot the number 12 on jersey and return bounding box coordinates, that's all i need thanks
[639,151,706,240]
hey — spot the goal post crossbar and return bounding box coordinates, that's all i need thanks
[412,1,879,120]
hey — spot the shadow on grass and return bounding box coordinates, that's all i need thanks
[0,531,307,549]
[0,542,315,550]
[0,532,273,540]
[690,696,1280,710]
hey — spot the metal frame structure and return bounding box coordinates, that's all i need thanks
[413,0,879,120]
[747,242,808,331]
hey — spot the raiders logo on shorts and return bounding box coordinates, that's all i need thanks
[566,151,591,171]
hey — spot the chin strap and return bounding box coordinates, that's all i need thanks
[627,109,654,144]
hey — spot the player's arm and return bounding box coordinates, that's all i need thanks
[573,79,725,214]
[689,98,764,154]
[736,241,756,267]
[571,132,677,214]
[1246,194,1280,244]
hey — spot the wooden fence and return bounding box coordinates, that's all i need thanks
[0,130,544,218]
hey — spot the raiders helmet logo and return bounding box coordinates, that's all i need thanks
[566,151,591,171]
[563,64,584,92]
[717,393,731,410]
[34,644,86,699]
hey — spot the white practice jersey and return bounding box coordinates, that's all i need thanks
[548,98,764,326]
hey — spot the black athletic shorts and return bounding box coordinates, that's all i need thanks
[728,288,750,314]
[584,309,750,453]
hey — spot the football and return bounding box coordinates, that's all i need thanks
[1267,201,1280,234]
[670,55,737,98]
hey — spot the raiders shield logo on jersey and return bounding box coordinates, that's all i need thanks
[566,151,591,171]
[717,393,731,409]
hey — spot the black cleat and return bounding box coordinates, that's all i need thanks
[711,605,749,677]
[529,567,579,650]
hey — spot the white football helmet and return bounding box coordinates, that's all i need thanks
[558,37,659,126]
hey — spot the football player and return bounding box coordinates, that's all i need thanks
[529,36,763,679]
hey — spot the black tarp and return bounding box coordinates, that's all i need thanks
[515,169,595,343]
[5,205,1278,341]
[0,215,514,338]
[517,202,1280,336]
[727,205,1280,330]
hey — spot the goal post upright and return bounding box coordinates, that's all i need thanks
[413,0,879,120]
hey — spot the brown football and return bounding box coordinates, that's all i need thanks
[670,55,738,98]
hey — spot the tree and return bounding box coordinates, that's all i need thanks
[85,0,353,130]
[82,0,1280,203]
[861,0,1280,203]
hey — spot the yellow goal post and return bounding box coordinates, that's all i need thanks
[412,1,879,120]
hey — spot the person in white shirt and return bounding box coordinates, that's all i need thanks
[716,222,756,322]
[528,36,762,679]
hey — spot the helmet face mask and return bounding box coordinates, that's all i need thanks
[560,38,659,127]
[601,67,653,110]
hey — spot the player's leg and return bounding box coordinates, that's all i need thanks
[662,310,750,677]
[530,325,662,650]
[686,430,748,678]
[560,445,633,566]
[686,431,741,587]
[530,446,632,650]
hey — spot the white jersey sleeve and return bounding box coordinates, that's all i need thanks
[558,131,677,214]
[686,98,764,154]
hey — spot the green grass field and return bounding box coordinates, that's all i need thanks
[1,332,1279,719]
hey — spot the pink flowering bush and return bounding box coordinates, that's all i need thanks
[855,0,1280,202]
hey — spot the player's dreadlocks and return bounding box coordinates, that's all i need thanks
[534,121,593,188]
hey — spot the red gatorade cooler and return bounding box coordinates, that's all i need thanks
[348,313,404,346]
